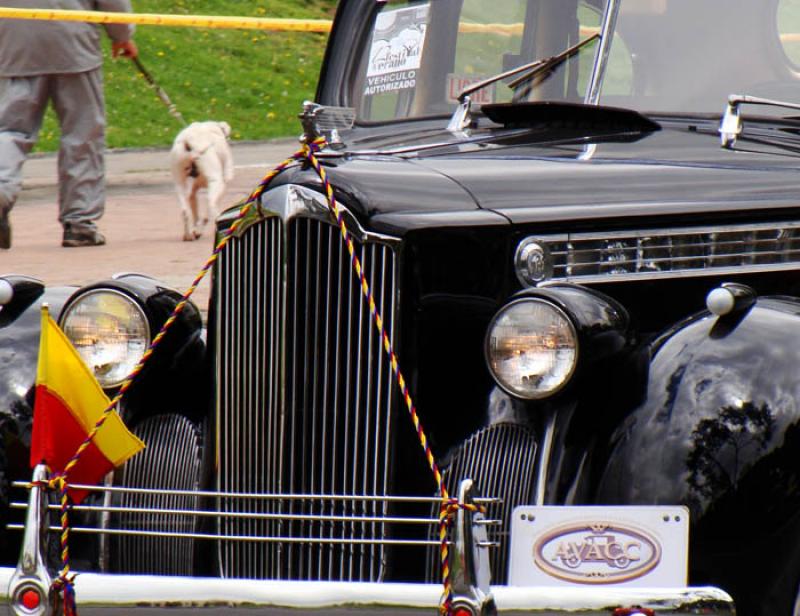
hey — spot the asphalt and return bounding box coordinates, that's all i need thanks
[0,138,302,312]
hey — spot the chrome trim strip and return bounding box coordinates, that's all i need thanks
[525,221,800,285]
[534,411,557,507]
[552,261,800,285]
[555,249,800,266]
[586,0,620,105]
[6,525,444,546]
[0,568,736,615]
[551,220,800,242]
[9,480,496,503]
[219,184,400,247]
[12,503,444,526]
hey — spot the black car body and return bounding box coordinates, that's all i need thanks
[5,0,800,614]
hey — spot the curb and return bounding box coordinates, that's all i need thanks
[21,137,298,191]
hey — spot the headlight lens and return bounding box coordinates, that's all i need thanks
[60,289,150,388]
[485,298,578,399]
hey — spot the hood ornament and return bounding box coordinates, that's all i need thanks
[299,101,356,148]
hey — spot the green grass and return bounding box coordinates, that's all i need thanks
[35,0,336,152]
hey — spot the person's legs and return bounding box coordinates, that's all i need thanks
[51,69,106,246]
[0,76,49,249]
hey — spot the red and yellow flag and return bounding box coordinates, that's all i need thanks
[30,306,144,502]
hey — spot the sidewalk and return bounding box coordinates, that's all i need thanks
[0,138,301,313]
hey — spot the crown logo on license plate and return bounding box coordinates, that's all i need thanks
[508,506,689,588]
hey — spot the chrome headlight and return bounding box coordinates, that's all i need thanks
[60,289,150,389]
[485,298,578,399]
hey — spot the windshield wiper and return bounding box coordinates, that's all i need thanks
[448,33,600,132]
[720,94,800,148]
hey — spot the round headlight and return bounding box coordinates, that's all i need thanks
[60,289,150,389]
[485,298,578,399]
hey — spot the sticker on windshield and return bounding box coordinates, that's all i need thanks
[364,4,429,96]
[447,74,495,105]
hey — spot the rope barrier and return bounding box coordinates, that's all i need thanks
[0,8,331,32]
[43,138,480,615]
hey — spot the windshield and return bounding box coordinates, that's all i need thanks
[350,0,800,121]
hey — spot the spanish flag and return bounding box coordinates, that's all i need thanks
[30,305,144,502]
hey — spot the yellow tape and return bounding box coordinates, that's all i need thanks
[0,8,332,32]
[0,10,610,39]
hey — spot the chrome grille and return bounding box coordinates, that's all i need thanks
[217,216,284,580]
[215,212,398,582]
[108,414,203,575]
[527,221,800,284]
[426,423,537,584]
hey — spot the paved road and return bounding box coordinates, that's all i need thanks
[0,138,300,313]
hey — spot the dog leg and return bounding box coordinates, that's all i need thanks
[206,178,225,229]
[189,183,202,239]
[221,147,234,184]
[175,178,196,242]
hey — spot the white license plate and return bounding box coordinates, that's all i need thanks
[508,506,689,588]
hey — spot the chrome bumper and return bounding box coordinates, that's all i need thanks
[0,569,734,615]
[5,468,736,615]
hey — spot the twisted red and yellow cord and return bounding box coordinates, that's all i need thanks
[43,137,480,615]
[302,138,486,613]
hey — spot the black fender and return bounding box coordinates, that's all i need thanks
[593,296,800,615]
[0,278,77,562]
[0,274,208,565]
[0,280,76,481]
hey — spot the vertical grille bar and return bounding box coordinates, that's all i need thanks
[217,217,284,579]
[216,214,398,582]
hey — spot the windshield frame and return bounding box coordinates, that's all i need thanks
[318,0,620,126]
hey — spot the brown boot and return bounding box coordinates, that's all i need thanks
[62,224,105,248]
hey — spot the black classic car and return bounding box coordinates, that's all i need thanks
[6,0,800,614]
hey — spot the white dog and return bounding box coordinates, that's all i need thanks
[169,121,234,241]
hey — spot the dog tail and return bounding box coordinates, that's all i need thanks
[183,141,200,162]
[182,135,213,161]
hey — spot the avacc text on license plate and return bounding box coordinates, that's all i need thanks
[508,506,689,588]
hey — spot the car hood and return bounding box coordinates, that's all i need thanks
[326,118,800,232]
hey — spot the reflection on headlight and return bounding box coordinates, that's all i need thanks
[60,289,150,389]
[486,298,578,399]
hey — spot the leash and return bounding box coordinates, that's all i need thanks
[129,56,188,127]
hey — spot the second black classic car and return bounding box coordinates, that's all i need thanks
[3,0,800,614]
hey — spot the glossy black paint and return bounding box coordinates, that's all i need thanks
[269,113,800,604]
[253,106,800,602]
[591,297,800,614]
[0,282,75,560]
[268,119,800,240]
[4,1,800,606]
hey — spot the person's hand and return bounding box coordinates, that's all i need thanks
[112,40,138,59]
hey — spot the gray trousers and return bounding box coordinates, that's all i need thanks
[0,69,105,231]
